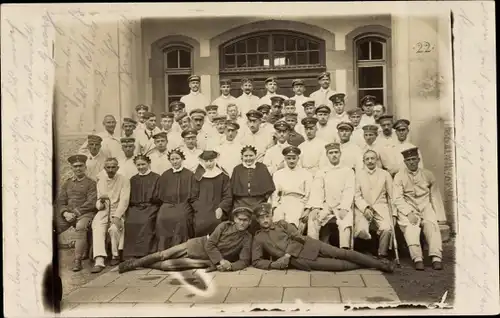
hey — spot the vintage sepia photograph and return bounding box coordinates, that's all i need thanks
[4,2,497,317]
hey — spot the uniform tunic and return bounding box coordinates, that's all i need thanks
[191,167,233,237]
[79,131,123,161]
[236,92,260,115]
[351,126,365,148]
[298,138,328,175]
[316,123,337,144]
[216,139,244,177]
[197,125,217,151]
[178,145,203,173]
[136,127,162,155]
[239,128,275,162]
[156,167,199,251]
[123,171,161,258]
[310,88,335,110]
[263,142,291,175]
[180,91,210,114]
[329,112,350,129]
[393,168,445,261]
[117,156,139,179]
[78,149,107,182]
[212,94,237,112]
[162,128,183,151]
[308,164,355,248]
[148,148,172,175]
[271,166,313,226]
[338,141,364,171]
[380,140,424,176]
[290,95,309,121]
[359,114,376,128]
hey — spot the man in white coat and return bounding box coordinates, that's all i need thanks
[215,121,244,176]
[136,112,162,156]
[320,122,363,171]
[258,76,288,105]
[393,147,444,271]
[178,128,203,173]
[328,93,350,127]
[148,132,172,175]
[117,137,139,179]
[239,109,275,162]
[263,120,292,175]
[271,146,313,228]
[298,117,328,175]
[354,150,396,258]
[134,104,149,131]
[359,95,377,128]
[212,78,237,111]
[180,75,210,114]
[290,79,309,122]
[235,77,260,115]
[310,72,335,112]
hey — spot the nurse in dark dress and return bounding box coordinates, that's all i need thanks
[192,150,233,237]
[155,148,199,251]
[230,145,275,234]
[122,154,161,260]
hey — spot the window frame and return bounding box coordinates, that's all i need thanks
[219,30,326,74]
[163,45,193,109]
[354,34,388,106]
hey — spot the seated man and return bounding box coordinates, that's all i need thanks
[118,207,253,273]
[251,203,395,273]
[56,154,97,272]
[393,147,444,271]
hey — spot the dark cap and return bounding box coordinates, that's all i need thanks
[254,203,273,217]
[362,125,379,133]
[401,147,420,159]
[292,79,304,86]
[302,100,315,108]
[188,75,201,82]
[170,101,186,111]
[68,154,88,165]
[123,117,137,125]
[220,78,231,86]
[270,96,285,104]
[199,150,219,160]
[282,145,301,156]
[301,117,318,127]
[378,114,394,123]
[232,207,253,219]
[265,76,278,84]
[181,128,198,138]
[135,104,149,111]
[246,109,264,120]
[393,119,410,130]
[274,120,290,131]
[143,111,156,119]
[226,121,240,130]
[347,108,363,117]
[257,104,271,113]
[329,93,346,104]
[212,115,227,122]
[241,77,253,84]
[153,131,168,140]
[337,121,354,131]
[189,108,207,118]
[284,113,298,119]
[360,95,376,106]
[161,112,175,119]
[325,142,341,151]
[87,134,103,143]
[284,99,296,106]
[205,105,218,112]
[176,112,189,122]
[120,137,136,144]
[317,72,330,80]
[315,105,331,114]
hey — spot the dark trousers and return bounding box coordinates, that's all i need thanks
[56,213,94,260]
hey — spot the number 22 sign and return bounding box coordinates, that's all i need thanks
[414,41,434,53]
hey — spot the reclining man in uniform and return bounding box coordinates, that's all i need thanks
[118,207,253,273]
[251,203,395,273]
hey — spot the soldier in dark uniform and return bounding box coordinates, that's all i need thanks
[251,203,395,272]
[56,154,98,272]
[283,113,305,146]
[118,207,253,273]
[268,96,285,124]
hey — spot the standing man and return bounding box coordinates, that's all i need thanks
[207,115,228,150]
[377,115,397,146]
[393,147,445,270]
[359,125,384,168]
[170,101,186,133]
[290,79,309,122]
[315,105,337,143]
[256,104,274,137]
[354,150,396,257]
[91,158,131,273]
[190,108,211,150]
[136,112,161,156]
[388,119,424,177]
[271,146,313,228]
[135,104,149,131]
[283,113,305,147]
[204,105,220,134]
[216,121,244,176]
[239,110,275,162]
[347,108,365,147]
[226,103,246,131]
[160,112,183,150]
[212,78,237,111]
[296,100,317,137]
[329,93,350,128]
[321,122,363,171]
[359,95,377,128]
[283,99,297,116]
[148,132,172,175]
[56,154,97,272]
[180,75,210,114]
[308,143,355,248]
[117,137,139,179]
[268,96,285,124]
[258,76,287,106]
[298,117,328,175]
[78,135,107,181]
[310,72,335,111]
[79,115,123,161]
[178,128,203,173]
[263,121,292,175]
[236,77,260,115]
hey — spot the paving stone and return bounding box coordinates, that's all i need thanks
[282,287,341,303]
[168,286,231,303]
[340,269,383,275]
[81,271,120,287]
[134,303,193,310]
[62,303,137,316]
[362,274,392,287]
[147,269,171,275]
[64,287,126,303]
[238,267,267,275]
[191,303,253,312]
[110,286,179,303]
[225,287,283,303]
[311,273,364,287]
[106,274,167,287]
[259,272,310,287]
[340,287,400,304]
[211,273,261,287]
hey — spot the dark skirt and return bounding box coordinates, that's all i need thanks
[123,204,159,258]
[156,201,193,251]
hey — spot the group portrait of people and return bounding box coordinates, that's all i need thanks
[57,71,447,275]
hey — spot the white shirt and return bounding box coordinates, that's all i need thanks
[161,128,183,151]
[310,88,336,109]
[309,164,355,211]
[236,92,260,115]
[117,156,138,179]
[329,112,350,129]
[215,139,244,177]
[354,166,395,215]
[316,122,337,144]
[290,95,310,121]
[359,114,377,128]
[258,92,288,106]
[359,139,385,168]
[136,127,162,155]
[78,149,107,182]
[212,94,238,112]
[79,131,124,161]
[239,127,275,162]
[271,166,313,207]
[207,132,226,150]
[263,142,291,175]
[298,137,328,174]
[180,91,210,114]
[96,173,131,219]
[178,145,203,173]
[350,126,365,148]
[148,148,172,175]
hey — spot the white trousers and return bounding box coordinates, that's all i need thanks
[273,195,304,227]
[92,210,124,259]
[354,206,393,256]
[307,205,353,249]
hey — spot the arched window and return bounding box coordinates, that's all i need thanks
[355,35,387,106]
[164,45,192,108]
[219,31,326,97]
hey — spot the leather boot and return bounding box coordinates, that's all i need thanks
[118,252,163,274]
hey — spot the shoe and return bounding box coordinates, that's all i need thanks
[414,261,425,271]
[118,252,162,274]
[91,265,105,273]
[380,258,395,273]
[72,260,83,272]
[109,258,121,267]
[432,261,443,270]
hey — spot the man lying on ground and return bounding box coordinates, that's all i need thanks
[118,207,253,273]
[251,203,395,273]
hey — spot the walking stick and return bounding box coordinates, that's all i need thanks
[104,198,112,254]
[386,193,400,267]
[350,203,355,250]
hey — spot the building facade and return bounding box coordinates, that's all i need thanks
[54,13,455,232]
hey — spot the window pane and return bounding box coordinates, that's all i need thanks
[285,53,296,66]
[310,51,320,64]
[179,49,191,68]
[167,74,190,95]
[258,36,269,52]
[273,36,285,51]
[357,41,370,60]
[247,38,258,53]
[308,41,319,50]
[166,50,179,68]
[286,36,296,51]
[371,41,384,60]
[274,53,286,66]
[247,54,259,67]
[358,89,384,105]
[358,66,384,88]
[297,38,307,51]
[297,52,307,65]
[225,55,235,68]
[225,44,235,54]
[236,41,246,53]
[236,55,246,67]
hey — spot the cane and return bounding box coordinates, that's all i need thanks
[103,198,112,253]
[386,194,401,267]
[350,203,355,250]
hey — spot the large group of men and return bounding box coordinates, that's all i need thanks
[58,71,446,274]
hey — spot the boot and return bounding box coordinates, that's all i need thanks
[118,252,163,274]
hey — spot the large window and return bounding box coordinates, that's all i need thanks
[355,35,387,106]
[164,46,192,109]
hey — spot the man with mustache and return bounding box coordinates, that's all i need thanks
[236,77,260,115]
[180,75,210,114]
